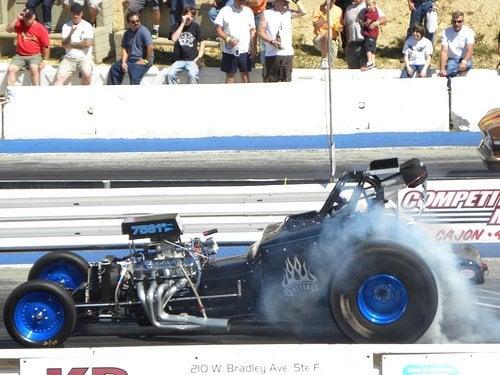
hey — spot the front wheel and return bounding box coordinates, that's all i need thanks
[329,243,438,343]
[4,280,76,347]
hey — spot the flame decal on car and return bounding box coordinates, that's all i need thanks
[282,256,319,296]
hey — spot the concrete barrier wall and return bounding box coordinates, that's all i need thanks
[450,70,500,131]
[0,63,453,139]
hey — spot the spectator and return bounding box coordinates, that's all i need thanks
[62,0,102,27]
[400,24,432,78]
[439,11,474,78]
[165,6,204,84]
[496,30,499,74]
[248,0,267,67]
[5,8,50,87]
[258,0,305,82]
[53,3,94,85]
[359,0,380,70]
[215,0,256,83]
[25,0,54,32]
[123,0,161,38]
[107,12,154,85]
[208,0,232,24]
[343,0,365,69]
[406,0,436,43]
[169,0,196,26]
[312,0,343,70]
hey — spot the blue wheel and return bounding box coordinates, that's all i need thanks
[356,274,408,324]
[28,252,89,297]
[329,243,438,343]
[4,280,76,347]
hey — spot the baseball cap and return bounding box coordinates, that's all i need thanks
[70,2,83,13]
[22,8,35,18]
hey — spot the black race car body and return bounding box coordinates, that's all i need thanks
[477,108,500,169]
[4,158,439,347]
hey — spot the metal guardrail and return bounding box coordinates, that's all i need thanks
[0,184,332,252]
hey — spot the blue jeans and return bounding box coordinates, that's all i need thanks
[407,0,434,42]
[26,0,54,28]
[446,57,472,78]
[400,64,429,78]
[107,59,151,85]
[166,60,199,84]
[208,7,220,24]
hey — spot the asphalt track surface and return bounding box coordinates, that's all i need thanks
[0,146,497,186]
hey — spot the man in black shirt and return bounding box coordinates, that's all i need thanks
[165,6,204,84]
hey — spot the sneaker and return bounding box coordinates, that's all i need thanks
[44,23,51,34]
[151,29,159,39]
[361,62,375,71]
[320,58,328,69]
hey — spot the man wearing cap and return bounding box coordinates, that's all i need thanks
[258,0,305,82]
[62,0,103,27]
[53,3,94,85]
[5,8,50,87]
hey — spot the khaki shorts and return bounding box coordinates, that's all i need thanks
[56,55,94,78]
[62,0,102,8]
[313,35,339,65]
[9,54,43,71]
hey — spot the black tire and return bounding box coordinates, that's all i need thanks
[28,251,89,298]
[4,280,77,347]
[329,242,438,343]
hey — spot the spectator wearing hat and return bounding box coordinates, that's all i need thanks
[165,5,204,84]
[107,11,154,85]
[53,3,94,85]
[258,0,305,82]
[123,0,161,39]
[215,0,256,83]
[25,0,55,32]
[439,11,474,78]
[5,8,50,87]
[62,0,103,27]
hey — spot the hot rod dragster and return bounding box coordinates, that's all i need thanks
[4,158,440,347]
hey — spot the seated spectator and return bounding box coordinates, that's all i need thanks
[439,11,474,78]
[312,0,343,70]
[401,24,432,78]
[258,0,305,82]
[208,0,232,24]
[169,0,196,26]
[358,0,380,70]
[406,0,437,43]
[5,8,50,87]
[165,6,204,84]
[107,12,154,85]
[215,0,256,83]
[62,0,102,27]
[123,0,161,38]
[53,3,94,85]
[25,0,55,32]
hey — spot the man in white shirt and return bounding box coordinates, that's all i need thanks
[54,3,94,85]
[258,0,305,82]
[215,0,256,83]
[439,11,474,78]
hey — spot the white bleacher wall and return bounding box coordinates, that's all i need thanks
[0,63,482,139]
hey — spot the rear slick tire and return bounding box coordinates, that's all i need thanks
[329,243,438,343]
[4,280,76,347]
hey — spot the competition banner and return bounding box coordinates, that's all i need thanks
[399,179,500,243]
[382,352,500,375]
[19,345,375,375]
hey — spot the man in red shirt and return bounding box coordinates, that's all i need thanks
[6,8,50,86]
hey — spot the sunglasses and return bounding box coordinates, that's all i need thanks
[451,19,463,24]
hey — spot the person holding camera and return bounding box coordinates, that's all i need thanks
[5,8,50,87]
[258,0,305,82]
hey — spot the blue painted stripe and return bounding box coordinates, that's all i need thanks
[0,132,480,153]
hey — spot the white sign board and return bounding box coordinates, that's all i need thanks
[398,179,500,243]
[382,352,500,375]
[20,345,375,375]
